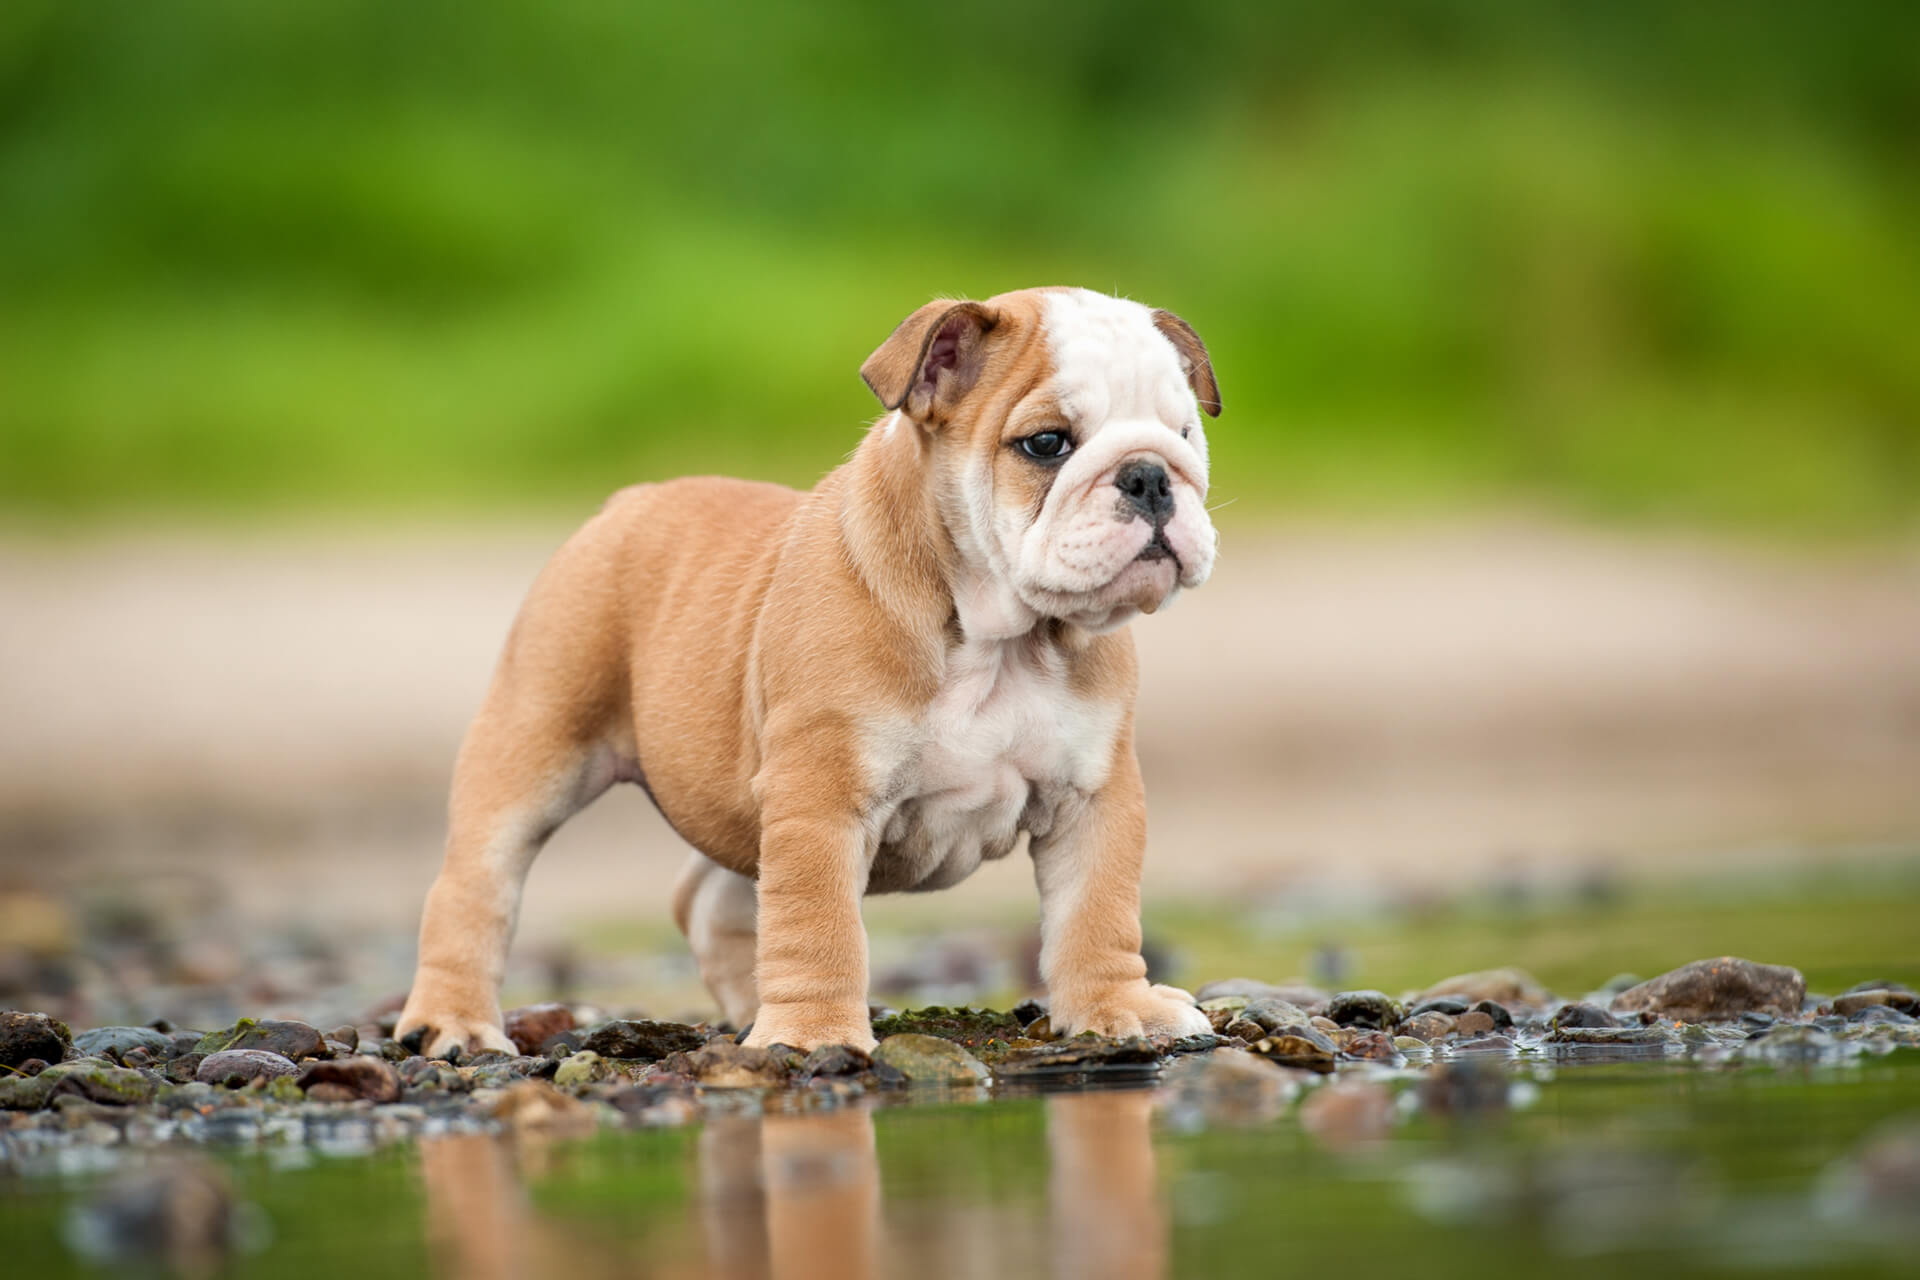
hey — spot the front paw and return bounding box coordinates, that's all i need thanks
[1053,982,1211,1040]
[395,991,516,1059]
[742,1001,877,1053]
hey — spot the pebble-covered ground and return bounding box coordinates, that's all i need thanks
[6,956,1918,1172]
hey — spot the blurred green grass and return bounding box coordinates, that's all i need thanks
[2,2,1916,532]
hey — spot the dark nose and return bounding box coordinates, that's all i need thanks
[1115,459,1175,524]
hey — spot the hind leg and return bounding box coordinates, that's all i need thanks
[397,704,617,1058]
[672,852,760,1028]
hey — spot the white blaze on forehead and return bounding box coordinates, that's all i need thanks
[1040,290,1196,432]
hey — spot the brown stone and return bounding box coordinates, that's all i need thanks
[1609,957,1805,1023]
[503,1004,577,1055]
[1416,968,1551,1010]
[1453,1011,1496,1036]
[296,1055,402,1103]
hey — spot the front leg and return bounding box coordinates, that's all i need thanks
[744,813,876,1051]
[1032,744,1209,1041]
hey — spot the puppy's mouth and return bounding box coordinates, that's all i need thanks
[1135,527,1181,572]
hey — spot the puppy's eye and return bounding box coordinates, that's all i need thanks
[1016,431,1073,461]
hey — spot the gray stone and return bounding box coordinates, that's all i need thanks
[1550,1003,1620,1030]
[996,1036,1160,1076]
[1242,997,1310,1031]
[74,1026,178,1062]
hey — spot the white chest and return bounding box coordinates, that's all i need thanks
[864,639,1121,893]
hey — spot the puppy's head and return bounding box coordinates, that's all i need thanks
[861,287,1221,634]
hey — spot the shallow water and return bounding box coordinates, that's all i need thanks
[5,1054,1919,1279]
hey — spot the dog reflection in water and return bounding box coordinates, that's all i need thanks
[419,1092,1165,1280]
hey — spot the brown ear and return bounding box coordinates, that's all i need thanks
[860,299,1000,422]
[1152,309,1222,418]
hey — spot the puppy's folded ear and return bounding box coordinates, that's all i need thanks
[1151,309,1222,418]
[860,299,1000,423]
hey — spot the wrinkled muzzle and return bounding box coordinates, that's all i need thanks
[1009,421,1215,625]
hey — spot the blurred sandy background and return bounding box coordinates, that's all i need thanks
[2,4,1917,1017]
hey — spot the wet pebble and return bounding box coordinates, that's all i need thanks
[660,1042,800,1088]
[1335,1028,1402,1063]
[1397,1012,1457,1042]
[551,1050,615,1088]
[1545,1025,1677,1051]
[996,1036,1160,1076]
[296,1056,401,1104]
[797,1043,872,1081]
[1472,1000,1515,1029]
[1249,1026,1337,1074]
[1452,1011,1496,1037]
[1409,997,1470,1017]
[1847,1004,1916,1026]
[1243,997,1310,1031]
[192,1019,327,1063]
[196,1050,299,1088]
[871,1033,991,1083]
[503,1004,577,1055]
[1835,988,1919,1017]
[1610,956,1805,1023]
[1549,1002,1619,1030]
[1326,990,1402,1029]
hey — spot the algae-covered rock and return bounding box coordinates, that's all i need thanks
[1326,991,1402,1029]
[872,1033,990,1083]
[192,1019,327,1062]
[553,1050,615,1088]
[1,1011,73,1068]
[870,1007,1023,1050]
[1610,957,1805,1023]
[996,1035,1160,1077]
[3,1058,158,1107]
[581,1019,705,1061]
[1249,1025,1337,1073]
[197,1049,299,1087]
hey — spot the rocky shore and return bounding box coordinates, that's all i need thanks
[4,956,1917,1170]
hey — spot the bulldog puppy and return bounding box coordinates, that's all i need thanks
[397,286,1222,1055]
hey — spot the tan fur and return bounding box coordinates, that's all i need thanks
[398,287,1221,1055]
